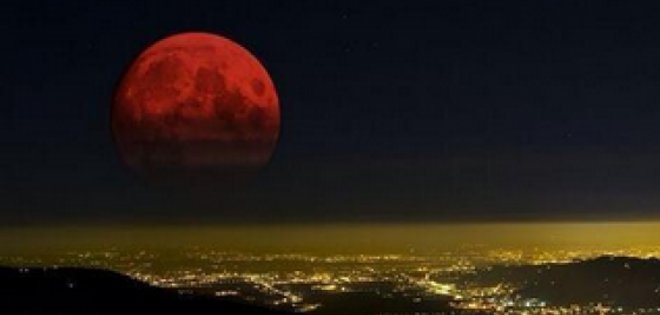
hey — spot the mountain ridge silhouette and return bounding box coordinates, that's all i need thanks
[0,266,294,315]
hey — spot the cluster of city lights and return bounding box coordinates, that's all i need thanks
[2,246,660,314]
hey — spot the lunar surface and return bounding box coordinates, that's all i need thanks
[111,32,280,184]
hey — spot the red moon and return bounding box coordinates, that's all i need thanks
[112,32,280,183]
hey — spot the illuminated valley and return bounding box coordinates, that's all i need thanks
[2,223,659,315]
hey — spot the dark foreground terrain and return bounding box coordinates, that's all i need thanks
[0,266,294,315]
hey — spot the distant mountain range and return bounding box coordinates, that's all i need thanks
[0,266,294,315]
[462,256,660,308]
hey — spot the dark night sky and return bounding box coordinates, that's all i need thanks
[4,0,660,224]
